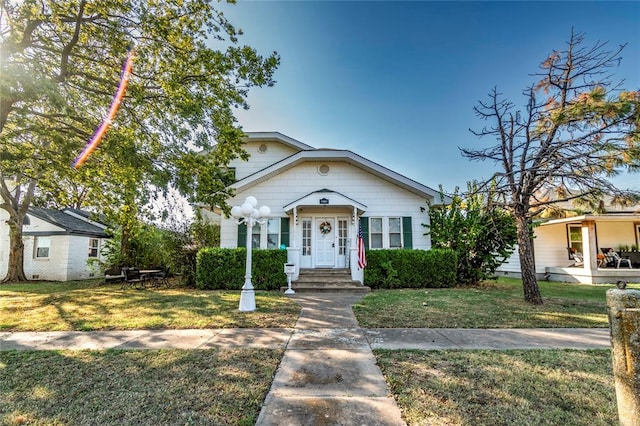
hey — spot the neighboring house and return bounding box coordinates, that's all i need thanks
[0,207,110,281]
[208,132,446,283]
[498,198,640,284]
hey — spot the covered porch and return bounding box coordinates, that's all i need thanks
[283,189,367,283]
[537,214,640,284]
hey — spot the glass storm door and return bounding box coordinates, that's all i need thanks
[315,218,335,267]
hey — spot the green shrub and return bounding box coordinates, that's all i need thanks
[196,248,287,290]
[364,249,457,289]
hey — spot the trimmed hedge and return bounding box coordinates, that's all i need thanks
[364,249,457,289]
[196,248,288,290]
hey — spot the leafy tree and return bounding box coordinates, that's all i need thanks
[462,30,639,304]
[0,1,279,282]
[424,184,517,285]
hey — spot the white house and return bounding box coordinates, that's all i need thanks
[498,200,640,284]
[0,207,110,281]
[211,132,446,283]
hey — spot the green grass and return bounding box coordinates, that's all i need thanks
[0,280,300,331]
[354,277,640,328]
[0,348,282,426]
[375,349,617,426]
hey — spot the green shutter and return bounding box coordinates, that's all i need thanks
[402,216,413,249]
[359,217,369,249]
[280,217,290,247]
[237,223,247,248]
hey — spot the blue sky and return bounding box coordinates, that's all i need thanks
[218,1,640,193]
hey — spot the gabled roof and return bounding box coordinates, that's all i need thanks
[25,207,110,238]
[231,148,447,203]
[283,189,367,213]
[244,132,315,151]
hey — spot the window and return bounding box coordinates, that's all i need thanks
[251,225,261,249]
[389,217,402,248]
[568,224,583,258]
[370,217,383,249]
[35,237,50,258]
[302,219,312,256]
[338,219,348,255]
[88,239,100,258]
[267,219,279,249]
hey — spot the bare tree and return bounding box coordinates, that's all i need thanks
[462,30,640,304]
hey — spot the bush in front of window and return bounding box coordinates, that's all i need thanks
[364,249,457,289]
[196,248,287,290]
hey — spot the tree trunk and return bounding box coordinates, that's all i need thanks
[2,212,28,282]
[516,215,543,304]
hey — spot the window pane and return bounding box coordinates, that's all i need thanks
[389,218,401,233]
[302,220,311,256]
[252,226,260,249]
[267,219,279,249]
[569,227,582,241]
[371,234,383,249]
[267,219,279,234]
[35,237,50,258]
[370,218,382,233]
[390,233,401,248]
[89,239,99,257]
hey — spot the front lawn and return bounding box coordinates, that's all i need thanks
[376,349,616,426]
[0,280,300,331]
[354,278,639,328]
[0,348,281,426]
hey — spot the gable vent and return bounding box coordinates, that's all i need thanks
[318,164,330,175]
[258,144,268,153]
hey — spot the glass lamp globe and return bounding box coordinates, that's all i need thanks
[240,202,254,216]
[258,205,271,218]
[245,196,258,208]
[230,205,242,219]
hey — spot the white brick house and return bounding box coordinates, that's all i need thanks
[212,132,446,283]
[0,207,109,281]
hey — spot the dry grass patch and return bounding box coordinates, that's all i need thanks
[0,281,300,331]
[1,348,282,425]
[375,349,616,426]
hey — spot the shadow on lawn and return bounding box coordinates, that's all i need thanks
[0,348,281,426]
[1,283,299,331]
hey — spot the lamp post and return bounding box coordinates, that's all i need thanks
[231,196,270,312]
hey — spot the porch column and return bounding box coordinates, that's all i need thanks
[292,206,298,248]
[581,220,597,272]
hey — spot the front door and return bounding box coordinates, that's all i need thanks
[315,218,335,267]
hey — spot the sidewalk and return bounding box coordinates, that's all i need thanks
[0,327,611,351]
[0,292,612,426]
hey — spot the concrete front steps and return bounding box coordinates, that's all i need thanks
[282,268,370,293]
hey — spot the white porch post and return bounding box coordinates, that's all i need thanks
[293,206,298,247]
[582,220,597,272]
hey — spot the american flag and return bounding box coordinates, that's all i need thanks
[357,225,367,269]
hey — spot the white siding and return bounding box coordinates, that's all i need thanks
[23,234,70,281]
[596,222,637,251]
[229,140,301,181]
[499,219,640,278]
[220,161,431,249]
[66,236,103,280]
[0,209,106,281]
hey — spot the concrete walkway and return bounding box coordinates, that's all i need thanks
[0,292,612,425]
[255,293,405,426]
